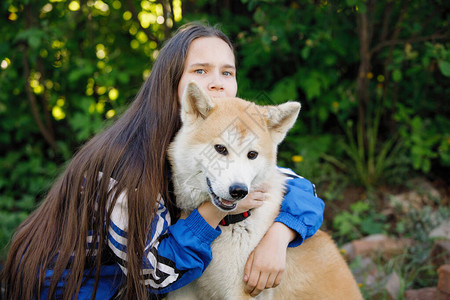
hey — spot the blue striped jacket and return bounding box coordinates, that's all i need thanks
[41,168,324,299]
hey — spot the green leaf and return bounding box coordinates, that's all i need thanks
[324,55,337,66]
[14,29,45,49]
[361,218,384,235]
[438,61,450,77]
[301,77,321,100]
[68,65,95,83]
[28,35,41,49]
[301,47,310,59]
[253,8,265,24]
[269,77,298,103]
[318,106,329,122]
[392,69,402,82]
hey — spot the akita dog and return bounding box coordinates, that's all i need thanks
[167,82,362,299]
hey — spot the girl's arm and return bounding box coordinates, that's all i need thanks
[274,167,325,247]
[108,195,222,294]
[244,167,325,297]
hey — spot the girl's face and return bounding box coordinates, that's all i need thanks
[178,37,237,101]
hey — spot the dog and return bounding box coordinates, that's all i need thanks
[167,82,363,299]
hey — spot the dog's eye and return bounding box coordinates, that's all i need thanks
[247,151,258,160]
[214,144,228,155]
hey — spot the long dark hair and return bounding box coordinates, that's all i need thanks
[1,22,233,300]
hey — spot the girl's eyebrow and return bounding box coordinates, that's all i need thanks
[222,64,236,70]
[188,63,236,70]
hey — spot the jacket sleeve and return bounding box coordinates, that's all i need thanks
[275,167,325,248]
[107,191,221,294]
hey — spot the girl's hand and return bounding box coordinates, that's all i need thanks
[198,201,228,228]
[243,222,296,297]
[198,187,267,227]
[231,187,267,214]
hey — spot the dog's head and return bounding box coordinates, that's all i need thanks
[168,81,300,212]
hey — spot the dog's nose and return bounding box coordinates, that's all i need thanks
[229,184,248,200]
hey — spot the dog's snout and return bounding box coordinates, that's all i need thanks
[229,184,248,200]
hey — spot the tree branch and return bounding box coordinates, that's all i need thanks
[370,33,449,56]
[23,4,57,152]
[168,0,175,28]
[356,7,372,147]
[367,0,376,49]
[36,58,54,139]
[356,10,371,105]
[23,51,58,152]
[159,0,170,39]
[379,1,394,43]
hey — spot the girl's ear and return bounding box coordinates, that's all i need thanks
[180,81,215,124]
[265,102,301,145]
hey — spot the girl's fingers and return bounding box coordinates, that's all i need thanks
[247,191,266,202]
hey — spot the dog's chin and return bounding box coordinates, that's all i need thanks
[206,177,237,212]
[210,194,237,212]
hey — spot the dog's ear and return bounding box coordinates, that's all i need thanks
[180,81,215,123]
[266,102,301,145]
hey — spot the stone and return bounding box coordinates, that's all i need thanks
[351,257,381,287]
[410,177,441,201]
[438,291,450,300]
[389,191,423,212]
[340,242,356,260]
[439,265,450,295]
[404,287,438,300]
[350,234,413,259]
[389,177,441,213]
[430,221,450,240]
[385,272,401,300]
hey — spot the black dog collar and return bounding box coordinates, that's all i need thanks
[220,210,251,226]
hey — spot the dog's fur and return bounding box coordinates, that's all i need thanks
[167,82,363,299]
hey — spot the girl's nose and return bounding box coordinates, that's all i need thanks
[208,74,224,92]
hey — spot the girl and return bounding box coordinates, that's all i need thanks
[1,23,324,300]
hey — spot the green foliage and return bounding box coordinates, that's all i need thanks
[395,103,450,173]
[322,107,410,189]
[0,0,178,259]
[332,200,387,241]
[388,41,450,174]
[360,204,450,297]
[279,134,333,180]
[398,205,450,289]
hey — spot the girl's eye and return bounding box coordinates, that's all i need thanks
[195,69,205,74]
[214,144,228,155]
[247,151,258,160]
[223,71,232,76]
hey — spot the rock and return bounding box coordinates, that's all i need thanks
[341,242,356,260]
[439,291,450,300]
[404,287,438,300]
[389,191,424,212]
[369,271,401,300]
[385,272,401,300]
[350,257,381,287]
[349,234,413,260]
[389,177,441,213]
[410,177,441,201]
[430,221,450,240]
[439,265,450,295]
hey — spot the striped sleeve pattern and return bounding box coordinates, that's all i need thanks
[107,191,186,291]
[104,176,221,294]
